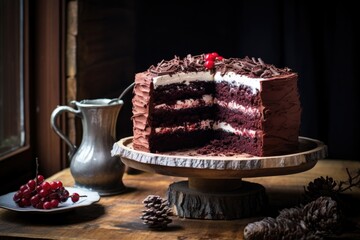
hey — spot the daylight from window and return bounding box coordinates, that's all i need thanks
[0,0,25,157]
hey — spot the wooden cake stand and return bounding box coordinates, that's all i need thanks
[111,137,327,220]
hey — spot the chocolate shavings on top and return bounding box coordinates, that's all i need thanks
[148,54,292,78]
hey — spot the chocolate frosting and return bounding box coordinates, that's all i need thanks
[132,53,301,155]
[147,54,292,78]
[260,74,301,155]
[132,72,153,151]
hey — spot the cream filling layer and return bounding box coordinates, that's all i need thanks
[213,122,257,138]
[155,120,213,134]
[154,95,213,110]
[214,99,261,117]
[154,96,260,117]
[152,71,263,137]
[155,120,258,138]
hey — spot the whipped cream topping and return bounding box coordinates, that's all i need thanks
[152,71,213,89]
[214,72,262,94]
[149,54,294,92]
[152,70,263,94]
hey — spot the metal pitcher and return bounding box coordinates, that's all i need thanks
[50,98,126,196]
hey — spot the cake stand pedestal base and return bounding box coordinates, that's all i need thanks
[112,137,327,219]
[167,178,267,220]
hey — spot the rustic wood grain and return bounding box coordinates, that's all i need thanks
[112,136,327,179]
[0,159,359,239]
[110,136,329,220]
[168,180,267,220]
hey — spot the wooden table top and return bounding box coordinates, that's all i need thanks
[0,159,359,239]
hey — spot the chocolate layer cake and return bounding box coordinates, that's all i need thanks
[132,53,301,156]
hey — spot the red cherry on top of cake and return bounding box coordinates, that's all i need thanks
[204,52,223,69]
[204,60,215,69]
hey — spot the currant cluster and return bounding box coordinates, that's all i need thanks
[204,52,224,69]
[13,175,81,209]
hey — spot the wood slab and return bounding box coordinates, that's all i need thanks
[111,136,327,179]
[1,160,360,239]
[167,180,267,219]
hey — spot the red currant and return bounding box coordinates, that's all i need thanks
[41,181,51,192]
[71,193,80,203]
[50,181,58,190]
[35,185,42,192]
[205,53,215,61]
[17,199,25,208]
[48,192,60,200]
[43,201,52,209]
[22,188,32,198]
[13,191,22,202]
[39,188,49,198]
[27,179,36,190]
[35,202,44,209]
[30,194,41,207]
[50,199,59,208]
[211,52,219,58]
[55,180,63,188]
[19,185,27,192]
[36,175,44,184]
[13,170,85,210]
[204,52,223,69]
[62,189,69,199]
[20,198,31,207]
[204,60,215,69]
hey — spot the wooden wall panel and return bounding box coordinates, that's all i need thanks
[76,0,135,140]
[33,0,66,176]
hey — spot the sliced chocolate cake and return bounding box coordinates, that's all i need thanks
[132,53,301,156]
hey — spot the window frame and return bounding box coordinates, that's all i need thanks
[0,0,66,195]
[0,0,33,194]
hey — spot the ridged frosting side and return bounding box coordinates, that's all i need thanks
[132,72,153,152]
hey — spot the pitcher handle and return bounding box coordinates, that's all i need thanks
[50,105,81,159]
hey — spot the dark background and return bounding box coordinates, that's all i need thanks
[79,0,359,160]
[134,0,359,160]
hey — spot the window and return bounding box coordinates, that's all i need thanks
[0,0,33,195]
[0,0,26,158]
[0,0,68,195]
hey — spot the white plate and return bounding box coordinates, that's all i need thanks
[0,187,100,213]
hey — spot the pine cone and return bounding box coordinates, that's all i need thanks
[140,195,173,229]
[277,206,303,222]
[303,176,339,203]
[243,196,341,240]
[243,216,322,240]
[302,196,342,234]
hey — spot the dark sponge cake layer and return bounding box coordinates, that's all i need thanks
[215,81,261,107]
[149,80,264,155]
[149,129,213,152]
[214,106,262,130]
[197,131,262,156]
[153,81,215,104]
[150,106,214,128]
